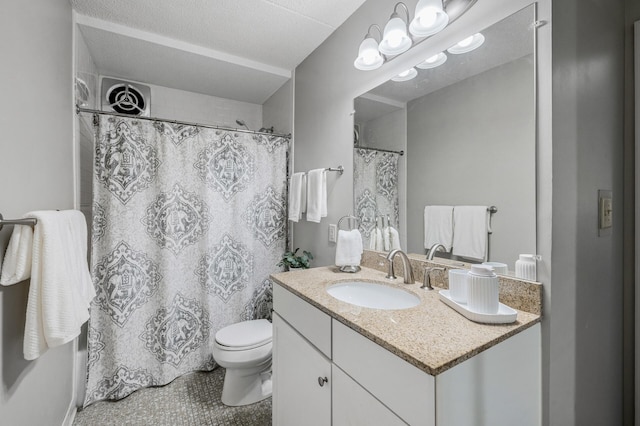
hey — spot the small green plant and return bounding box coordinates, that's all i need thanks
[277,248,313,270]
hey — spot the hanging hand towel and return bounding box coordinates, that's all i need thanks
[382,226,391,251]
[369,227,384,251]
[335,229,364,267]
[1,222,34,285]
[424,206,454,250]
[306,169,327,223]
[23,210,96,360]
[452,206,489,261]
[288,172,307,222]
[388,226,402,250]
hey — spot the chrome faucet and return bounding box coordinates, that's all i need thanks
[426,243,447,260]
[385,249,415,284]
[422,266,445,290]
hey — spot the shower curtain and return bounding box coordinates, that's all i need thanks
[84,115,288,405]
[353,148,401,248]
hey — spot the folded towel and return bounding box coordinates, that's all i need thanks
[1,222,34,285]
[306,169,327,223]
[388,226,402,250]
[335,230,363,267]
[23,210,96,360]
[424,206,454,250]
[369,227,383,251]
[452,206,489,261]
[288,172,307,222]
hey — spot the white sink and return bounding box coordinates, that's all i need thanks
[327,281,420,310]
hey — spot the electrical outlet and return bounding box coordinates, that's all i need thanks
[329,224,337,243]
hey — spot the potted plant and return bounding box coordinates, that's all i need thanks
[277,248,313,271]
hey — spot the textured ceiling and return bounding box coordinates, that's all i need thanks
[71,0,367,70]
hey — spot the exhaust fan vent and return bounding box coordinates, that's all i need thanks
[101,78,150,117]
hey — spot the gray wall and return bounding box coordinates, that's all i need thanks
[0,0,76,425]
[263,79,294,136]
[624,3,640,423]
[551,0,625,424]
[406,56,536,264]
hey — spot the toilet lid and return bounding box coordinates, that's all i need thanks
[215,319,272,348]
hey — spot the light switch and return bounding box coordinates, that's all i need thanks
[599,195,613,229]
[329,224,337,243]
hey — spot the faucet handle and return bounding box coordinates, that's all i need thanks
[422,266,445,290]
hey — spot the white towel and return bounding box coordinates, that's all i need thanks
[288,172,307,222]
[1,222,34,285]
[452,206,489,261]
[388,226,402,250]
[335,229,364,267]
[424,206,454,250]
[382,226,391,251]
[306,169,327,223]
[23,210,96,360]
[369,227,383,251]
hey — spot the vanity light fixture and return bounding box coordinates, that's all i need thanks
[354,24,385,71]
[353,0,477,71]
[391,67,418,82]
[447,32,485,54]
[378,3,413,56]
[409,0,449,37]
[416,51,447,69]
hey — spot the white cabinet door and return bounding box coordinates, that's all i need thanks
[333,366,406,426]
[273,313,331,426]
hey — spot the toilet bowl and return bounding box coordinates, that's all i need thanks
[212,319,273,406]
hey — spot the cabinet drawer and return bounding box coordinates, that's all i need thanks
[273,283,331,357]
[333,320,435,426]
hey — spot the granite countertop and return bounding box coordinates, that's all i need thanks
[271,266,541,376]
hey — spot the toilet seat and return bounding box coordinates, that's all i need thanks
[215,319,272,351]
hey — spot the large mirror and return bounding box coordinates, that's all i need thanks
[353,5,536,270]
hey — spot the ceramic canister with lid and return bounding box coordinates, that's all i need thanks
[515,254,538,281]
[467,264,499,314]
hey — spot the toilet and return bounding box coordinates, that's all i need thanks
[212,319,273,406]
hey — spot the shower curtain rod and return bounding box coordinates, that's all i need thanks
[76,106,292,139]
[354,145,404,156]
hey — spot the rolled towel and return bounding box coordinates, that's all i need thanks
[306,169,327,223]
[382,227,391,251]
[388,226,402,250]
[335,229,363,267]
[369,227,383,251]
[1,222,34,285]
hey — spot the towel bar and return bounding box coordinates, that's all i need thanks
[0,213,37,232]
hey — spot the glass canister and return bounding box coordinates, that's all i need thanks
[467,264,499,314]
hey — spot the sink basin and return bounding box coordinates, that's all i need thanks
[327,281,420,310]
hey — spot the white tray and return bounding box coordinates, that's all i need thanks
[438,290,518,324]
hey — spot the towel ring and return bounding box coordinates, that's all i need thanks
[337,215,359,231]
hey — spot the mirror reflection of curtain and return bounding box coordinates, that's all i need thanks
[84,115,288,406]
[353,148,400,248]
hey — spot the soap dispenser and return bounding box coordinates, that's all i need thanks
[515,254,540,281]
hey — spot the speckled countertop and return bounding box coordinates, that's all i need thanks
[271,266,541,376]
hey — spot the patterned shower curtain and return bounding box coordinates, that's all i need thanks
[353,148,400,248]
[84,115,288,406]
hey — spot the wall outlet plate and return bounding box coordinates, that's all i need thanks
[329,224,337,243]
[598,190,612,236]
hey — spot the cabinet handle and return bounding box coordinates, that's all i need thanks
[318,376,328,387]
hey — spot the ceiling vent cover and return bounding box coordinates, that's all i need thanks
[101,78,150,117]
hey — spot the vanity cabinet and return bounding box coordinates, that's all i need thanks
[273,282,541,426]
